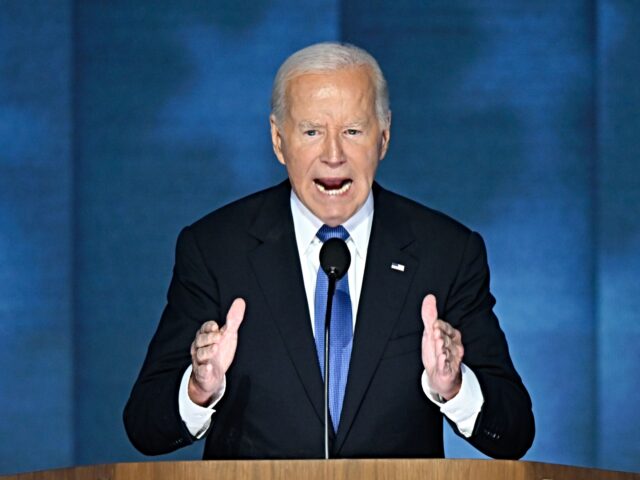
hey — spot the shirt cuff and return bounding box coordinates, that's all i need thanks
[421,363,484,438]
[178,365,226,438]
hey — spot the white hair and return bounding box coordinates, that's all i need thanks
[270,42,390,127]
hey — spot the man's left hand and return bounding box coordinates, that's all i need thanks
[421,294,464,401]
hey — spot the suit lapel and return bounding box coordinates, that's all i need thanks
[335,185,418,453]
[247,182,327,428]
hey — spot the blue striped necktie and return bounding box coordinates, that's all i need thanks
[314,224,353,432]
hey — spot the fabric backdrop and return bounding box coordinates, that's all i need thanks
[1,0,638,474]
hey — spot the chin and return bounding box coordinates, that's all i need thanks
[317,209,353,227]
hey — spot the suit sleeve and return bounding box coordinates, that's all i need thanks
[444,231,535,459]
[123,226,221,455]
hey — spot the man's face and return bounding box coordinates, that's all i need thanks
[270,66,390,227]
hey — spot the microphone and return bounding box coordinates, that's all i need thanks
[319,238,351,459]
[320,238,351,281]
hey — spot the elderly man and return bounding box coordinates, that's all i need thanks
[124,42,534,459]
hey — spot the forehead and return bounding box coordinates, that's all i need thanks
[284,66,376,116]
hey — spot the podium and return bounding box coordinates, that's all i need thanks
[2,460,638,480]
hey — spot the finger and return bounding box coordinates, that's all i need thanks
[195,343,220,363]
[200,321,220,334]
[433,319,453,336]
[443,352,458,376]
[457,344,464,360]
[422,334,437,373]
[195,345,211,363]
[223,298,246,334]
[433,326,450,351]
[451,328,462,344]
[421,295,440,371]
[194,331,221,349]
[441,346,463,377]
[437,351,450,376]
[435,335,446,356]
[443,360,453,375]
[433,320,458,344]
[448,342,464,365]
[421,294,438,331]
[433,322,463,350]
[441,327,463,354]
[194,363,213,380]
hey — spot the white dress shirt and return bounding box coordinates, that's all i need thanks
[178,190,484,439]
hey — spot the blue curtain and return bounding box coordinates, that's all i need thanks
[1,0,638,474]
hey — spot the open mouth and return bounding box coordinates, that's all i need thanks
[314,178,353,196]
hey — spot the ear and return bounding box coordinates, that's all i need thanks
[379,111,392,161]
[270,115,286,166]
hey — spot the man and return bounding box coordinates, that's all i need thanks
[124,42,534,459]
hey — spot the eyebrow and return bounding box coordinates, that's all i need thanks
[298,121,324,130]
[344,120,369,128]
[297,120,370,129]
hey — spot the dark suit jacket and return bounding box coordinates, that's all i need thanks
[124,180,534,459]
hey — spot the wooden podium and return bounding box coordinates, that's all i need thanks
[2,459,638,480]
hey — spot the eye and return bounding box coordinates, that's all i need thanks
[304,130,318,137]
[346,129,361,136]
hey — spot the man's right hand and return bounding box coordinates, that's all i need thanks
[188,298,246,406]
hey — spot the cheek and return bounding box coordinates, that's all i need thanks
[358,154,381,179]
[283,154,315,185]
[289,150,318,177]
[347,142,382,168]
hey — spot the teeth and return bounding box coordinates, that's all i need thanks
[315,180,352,196]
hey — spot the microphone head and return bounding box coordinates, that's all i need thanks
[319,238,351,280]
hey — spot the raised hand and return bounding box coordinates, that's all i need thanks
[421,294,464,401]
[188,298,246,406]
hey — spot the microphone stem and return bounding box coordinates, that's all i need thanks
[323,275,336,460]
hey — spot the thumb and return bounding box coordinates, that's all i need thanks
[224,298,246,334]
[421,294,438,330]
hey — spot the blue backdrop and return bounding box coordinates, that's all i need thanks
[1,0,638,474]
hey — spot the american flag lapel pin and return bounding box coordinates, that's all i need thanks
[391,262,405,272]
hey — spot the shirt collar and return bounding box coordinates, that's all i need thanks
[290,188,374,260]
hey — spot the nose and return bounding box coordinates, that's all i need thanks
[322,131,345,165]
